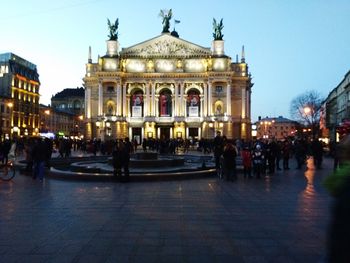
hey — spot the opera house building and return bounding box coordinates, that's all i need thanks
[83,23,253,142]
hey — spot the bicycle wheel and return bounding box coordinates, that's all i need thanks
[0,165,16,181]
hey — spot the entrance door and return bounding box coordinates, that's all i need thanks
[188,127,199,139]
[132,127,142,145]
[160,127,170,140]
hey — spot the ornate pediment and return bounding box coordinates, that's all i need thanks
[120,34,211,59]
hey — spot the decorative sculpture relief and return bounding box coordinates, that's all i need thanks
[122,39,211,58]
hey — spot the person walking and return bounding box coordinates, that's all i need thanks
[32,138,49,181]
[142,138,147,152]
[252,144,264,178]
[222,142,238,181]
[282,140,291,170]
[241,146,252,178]
[112,140,123,179]
[311,138,323,169]
[275,141,282,170]
[121,137,133,182]
[213,131,225,178]
[294,139,307,170]
[266,139,277,174]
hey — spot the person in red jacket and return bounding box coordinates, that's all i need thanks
[241,146,252,178]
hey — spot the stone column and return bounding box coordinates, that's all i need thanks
[246,89,250,119]
[150,81,155,116]
[145,83,149,116]
[126,96,130,117]
[85,86,91,119]
[200,95,204,118]
[172,95,175,117]
[174,83,178,116]
[155,96,159,117]
[180,82,184,116]
[122,83,127,117]
[116,82,122,116]
[208,81,212,116]
[98,81,103,116]
[203,83,208,117]
[226,82,231,116]
[241,87,246,119]
[129,127,132,139]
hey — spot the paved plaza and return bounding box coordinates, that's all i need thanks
[0,155,334,263]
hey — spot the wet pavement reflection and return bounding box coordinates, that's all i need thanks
[0,157,333,262]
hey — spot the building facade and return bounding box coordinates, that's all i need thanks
[51,87,85,115]
[255,116,298,140]
[39,104,84,139]
[325,70,350,141]
[0,97,14,140]
[84,29,252,142]
[0,53,40,138]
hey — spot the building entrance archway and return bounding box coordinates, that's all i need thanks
[159,127,171,140]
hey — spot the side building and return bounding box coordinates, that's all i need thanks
[0,53,40,138]
[255,116,299,140]
[39,104,84,139]
[0,97,14,140]
[51,87,85,115]
[325,70,350,141]
[83,20,253,142]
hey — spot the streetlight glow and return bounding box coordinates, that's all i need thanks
[304,106,311,115]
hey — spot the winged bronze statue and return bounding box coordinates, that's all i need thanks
[159,9,172,33]
[213,18,224,40]
[107,18,119,40]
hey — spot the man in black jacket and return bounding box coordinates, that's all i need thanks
[32,138,49,181]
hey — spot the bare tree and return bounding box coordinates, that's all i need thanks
[290,90,324,139]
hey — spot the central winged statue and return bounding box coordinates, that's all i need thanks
[159,9,172,33]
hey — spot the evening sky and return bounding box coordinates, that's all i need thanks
[1,0,349,121]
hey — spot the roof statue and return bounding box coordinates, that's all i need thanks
[107,18,119,40]
[159,9,172,33]
[212,18,224,40]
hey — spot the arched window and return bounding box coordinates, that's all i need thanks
[130,90,144,117]
[187,89,200,117]
[159,89,172,117]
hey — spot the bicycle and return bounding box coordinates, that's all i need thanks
[0,160,16,181]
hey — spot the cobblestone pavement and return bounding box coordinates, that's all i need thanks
[0,157,333,263]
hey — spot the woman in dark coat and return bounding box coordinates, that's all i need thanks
[222,142,237,181]
[112,141,123,178]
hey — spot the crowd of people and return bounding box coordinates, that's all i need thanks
[0,133,330,183]
[211,130,326,181]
